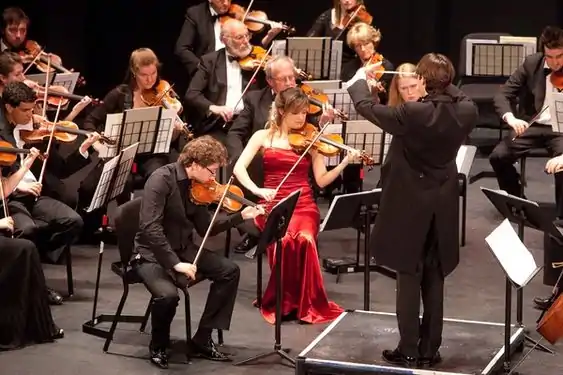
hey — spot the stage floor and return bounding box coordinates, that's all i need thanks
[297,310,525,375]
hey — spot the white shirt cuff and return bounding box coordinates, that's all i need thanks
[345,68,367,88]
[79,147,89,159]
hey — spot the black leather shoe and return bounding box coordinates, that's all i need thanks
[534,295,556,310]
[234,234,258,254]
[47,288,63,305]
[382,348,417,367]
[149,346,169,369]
[191,338,231,362]
[419,351,442,367]
[52,326,64,340]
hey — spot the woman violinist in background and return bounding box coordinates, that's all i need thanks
[307,0,375,81]
[233,87,360,324]
[387,63,427,106]
[0,147,65,350]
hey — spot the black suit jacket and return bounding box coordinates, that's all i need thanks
[494,52,548,121]
[134,162,244,270]
[348,80,478,276]
[175,2,218,79]
[185,48,262,135]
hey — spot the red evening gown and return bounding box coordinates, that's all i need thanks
[254,147,343,324]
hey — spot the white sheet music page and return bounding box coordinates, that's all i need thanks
[485,219,538,287]
[100,113,123,158]
[548,91,563,133]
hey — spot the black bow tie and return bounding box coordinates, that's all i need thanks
[545,67,552,76]
[227,54,239,63]
[211,14,219,22]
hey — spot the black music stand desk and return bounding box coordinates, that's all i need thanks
[234,189,301,368]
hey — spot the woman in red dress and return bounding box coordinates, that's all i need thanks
[233,87,360,324]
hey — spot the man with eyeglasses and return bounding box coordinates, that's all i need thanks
[132,135,264,369]
[185,18,266,147]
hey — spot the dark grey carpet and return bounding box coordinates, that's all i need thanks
[0,154,562,375]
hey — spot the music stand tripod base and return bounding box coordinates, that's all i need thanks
[234,190,301,368]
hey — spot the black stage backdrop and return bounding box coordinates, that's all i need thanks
[10,0,563,99]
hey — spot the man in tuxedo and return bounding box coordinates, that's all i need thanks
[0,82,100,304]
[491,26,563,310]
[347,53,478,367]
[185,18,264,144]
[133,135,263,369]
[175,0,282,83]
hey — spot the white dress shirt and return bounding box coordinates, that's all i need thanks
[209,6,225,52]
[225,51,245,114]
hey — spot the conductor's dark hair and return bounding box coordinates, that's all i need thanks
[1,7,29,29]
[3,81,37,108]
[416,53,455,94]
[540,26,563,50]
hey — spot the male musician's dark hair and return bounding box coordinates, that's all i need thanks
[0,51,22,77]
[415,53,455,95]
[2,81,37,108]
[540,26,563,50]
[1,7,29,29]
[178,135,228,168]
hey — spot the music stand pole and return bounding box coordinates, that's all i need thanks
[234,190,301,368]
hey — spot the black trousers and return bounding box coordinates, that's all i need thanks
[134,247,240,350]
[396,218,444,358]
[8,196,83,263]
[490,124,563,217]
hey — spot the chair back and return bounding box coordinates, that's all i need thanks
[458,32,512,77]
[114,197,142,264]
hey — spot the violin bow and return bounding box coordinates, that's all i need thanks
[242,0,255,20]
[38,100,64,186]
[221,42,275,129]
[22,46,46,75]
[335,5,365,40]
[40,55,52,119]
[273,119,333,194]
[192,175,236,266]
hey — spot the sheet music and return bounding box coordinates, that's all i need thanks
[287,37,339,80]
[271,40,286,57]
[87,143,139,212]
[302,80,341,91]
[485,219,538,287]
[548,91,563,133]
[100,107,175,158]
[324,88,363,120]
[52,72,80,94]
[499,36,537,57]
[323,123,343,166]
[456,145,477,176]
[344,120,383,163]
[25,73,52,86]
[320,188,382,232]
[465,39,498,76]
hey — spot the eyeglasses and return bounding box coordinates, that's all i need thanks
[205,167,217,176]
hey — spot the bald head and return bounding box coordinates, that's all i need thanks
[220,19,251,58]
[220,19,246,39]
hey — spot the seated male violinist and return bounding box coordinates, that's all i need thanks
[175,0,284,83]
[0,51,93,207]
[185,18,266,145]
[226,55,337,253]
[0,81,101,305]
[0,7,63,73]
[345,22,394,103]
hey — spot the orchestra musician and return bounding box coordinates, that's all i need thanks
[0,147,65,349]
[0,51,92,207]
[132,135,264,369]
[175,0,283,83]
[491,26,563,311]
[346,54,478,367]
[233,87,358,324]
[0,81,100,305]
[185,18,264,144]
[307,0,375,81]
[387,63,426,106]
[226,55,336,253]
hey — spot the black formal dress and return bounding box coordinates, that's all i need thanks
[0,234,63,350]
[133,162,242,354]
[185,48,264,141]
[492,52,563,218]
[348,78,478,361]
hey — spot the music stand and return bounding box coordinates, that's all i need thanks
[548,91,563,133]
[99,106,175,159]
[320,188,395,309]
[482,187,557,371]
[234,189,301,368]
[82,143,138,338]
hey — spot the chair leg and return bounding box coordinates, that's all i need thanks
[65,245,74,297]
[103,284,130,352]
[520,157,527,191]
[461,189,467,247]
[139,299,152,332]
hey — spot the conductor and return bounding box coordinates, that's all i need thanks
[346,53,478,367]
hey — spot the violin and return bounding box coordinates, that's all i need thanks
[0,140,45,167]
[19,40,86,86]
[20,120,115,145]
[190,179,257,213]
[288,123,375,168]
[140,80,194,140]
[299,83,348,120]
[341,5,373,28]
[238,46,311,80]
[221,4,295,35]
[34,85,101,108]
[550,71,563,91]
